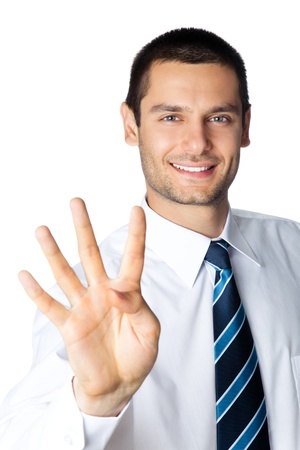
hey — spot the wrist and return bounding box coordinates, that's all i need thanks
[72,376,131,417]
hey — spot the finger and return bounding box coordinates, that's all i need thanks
[70,198,107,285]
[118,206,146,285]
[18,270,69,327]
[107,287,145,315]
[107,288,160,344]
[35,225,85,305]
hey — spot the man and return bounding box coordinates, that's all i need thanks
[0,27,299,449]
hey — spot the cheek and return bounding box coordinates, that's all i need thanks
[141,126,179,155]
[214,130,242,156]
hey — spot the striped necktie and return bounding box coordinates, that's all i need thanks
[205,240,270,450]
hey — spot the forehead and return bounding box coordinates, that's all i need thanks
[142,61,241,110]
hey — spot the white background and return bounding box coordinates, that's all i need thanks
[0,0,299,404]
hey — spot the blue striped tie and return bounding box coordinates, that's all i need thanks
[205,240,270,450]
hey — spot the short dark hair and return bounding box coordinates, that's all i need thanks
[125,27,250,126]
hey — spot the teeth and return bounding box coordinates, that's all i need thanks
[172,163,211,172]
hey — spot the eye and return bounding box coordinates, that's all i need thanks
[209,116,229,123]
[162,115,180,122]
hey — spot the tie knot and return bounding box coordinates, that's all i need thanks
[204,239,231,270]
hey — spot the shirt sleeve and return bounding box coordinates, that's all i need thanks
[0,380,130,450]
[0,304,132,449]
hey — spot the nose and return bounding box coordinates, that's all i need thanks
[183,121,211,154]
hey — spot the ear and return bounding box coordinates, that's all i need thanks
[120,102,139,146]
[241,107,251,148]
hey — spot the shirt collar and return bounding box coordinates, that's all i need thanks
[221,209,261,267]
[142,198,260,288]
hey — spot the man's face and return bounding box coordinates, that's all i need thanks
[125,61,250,210]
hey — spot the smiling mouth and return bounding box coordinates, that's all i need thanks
[172,163,213,173]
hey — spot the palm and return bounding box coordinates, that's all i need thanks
[63,280,158,395]
[19,198,160,415]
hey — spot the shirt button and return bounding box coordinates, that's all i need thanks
[64,435,73,446]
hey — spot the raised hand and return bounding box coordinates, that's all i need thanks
[18,198,160,417]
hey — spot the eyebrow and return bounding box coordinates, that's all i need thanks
[149,103,241,115]
[149,104,193,114]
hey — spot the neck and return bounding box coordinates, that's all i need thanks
[146,193,229,238]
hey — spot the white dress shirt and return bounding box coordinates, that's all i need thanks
[1,200,300,450]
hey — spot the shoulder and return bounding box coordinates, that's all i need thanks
[71,224,129,283]
[231,208,300,250]
[232,208,300,230]
[98,223,129,277]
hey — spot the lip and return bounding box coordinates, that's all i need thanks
[171,162,216,177]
